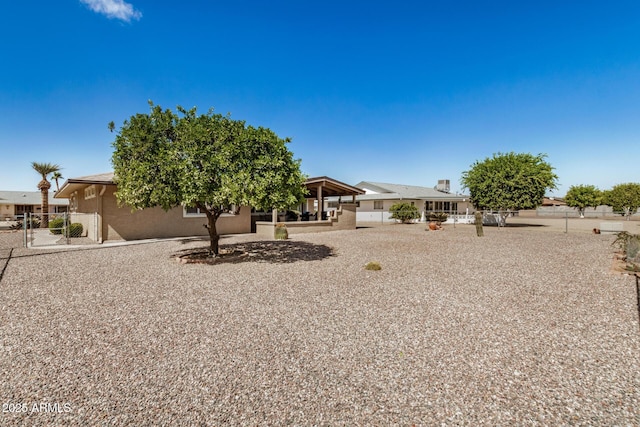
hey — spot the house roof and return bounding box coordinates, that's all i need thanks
[353,181,468,201]
[542,197,566,206]
[55,172,115,198]
[0,190,68,206]
[304,176,365,198]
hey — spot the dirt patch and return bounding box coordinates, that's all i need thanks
[611,251,640,275]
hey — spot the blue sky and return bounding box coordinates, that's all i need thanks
[1,1,639,196]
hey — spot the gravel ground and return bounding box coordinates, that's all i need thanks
[1,223,639,425]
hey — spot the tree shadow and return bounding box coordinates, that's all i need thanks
[173,240,335,265]
[502,223,547,228]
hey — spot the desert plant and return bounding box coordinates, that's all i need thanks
[389,202,419,223]
[274,223,288,240]
[48,217,65,234]
[428,212,448,223]
[65,223,84,238]
[612,231,640,270]
[364,261,382,271]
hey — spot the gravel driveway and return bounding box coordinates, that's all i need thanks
[1,224,639,425]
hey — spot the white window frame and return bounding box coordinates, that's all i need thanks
[182,205,239,218]
[374,201,384,210]
[84,185,96,200]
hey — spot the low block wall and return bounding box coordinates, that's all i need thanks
[255,204,357,237]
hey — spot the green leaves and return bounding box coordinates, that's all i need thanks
[460,152,558,211]
[565,184,602,214]
[388,202,420,223]
[110,102,307,216]
[602,183,640,217]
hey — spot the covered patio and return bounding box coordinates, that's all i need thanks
[254,176,364,236]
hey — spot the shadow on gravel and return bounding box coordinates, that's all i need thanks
[174,240,335,265]
[486,223,548,228]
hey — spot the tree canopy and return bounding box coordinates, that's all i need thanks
[564,184,602,217]
[460,152,558,223]
[111,102,307,255]
[602,183,640,220]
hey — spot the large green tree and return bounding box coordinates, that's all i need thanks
[564,184,602,218]
[602,183,640,220]
[111,102,307,255]
[31,162,61,228]
[460,152,558,225]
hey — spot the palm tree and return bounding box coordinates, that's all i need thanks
[52,171,63,192]
[31,162,60,228]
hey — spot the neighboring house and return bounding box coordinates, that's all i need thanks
[0,190,68,219]
[349,180,473,223]
[54,173,251,243]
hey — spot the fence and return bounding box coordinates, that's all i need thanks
[0,214,27,250]
[356,210,473,224]
[25,212,98,248]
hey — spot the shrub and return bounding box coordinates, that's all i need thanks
[48,217,65,234]
[364,261,382,271]
[428,212,448,223]
[389,203,419,224]
[274,223,288,240]
[66,223,84,238]
[612,231,640,270]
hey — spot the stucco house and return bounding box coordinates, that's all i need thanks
[54,173,251,243]
[0,190,68,219]
[350,180,474,223]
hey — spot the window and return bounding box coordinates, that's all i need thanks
[374,201,384,210]
[183,205,238,218]
[184,206,205,216]
[15,205,34,215]
[69,192,78,213]
[84,185,96,200]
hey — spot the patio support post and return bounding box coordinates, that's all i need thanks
[317,185,323,221]
[272,208,278,223]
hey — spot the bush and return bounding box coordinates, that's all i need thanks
[274,223,288,240]
[65,223,84,238]
[389,203,419,224]
[428,212,448,223]
[612,231,640,270]
[364,261,382,271]
[48,217,65,234]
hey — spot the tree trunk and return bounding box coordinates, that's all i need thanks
[38,180,50,228]
[203,207,221,256]
[474,211,484,237]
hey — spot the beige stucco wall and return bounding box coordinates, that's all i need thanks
[73,184,251,241]
[1,204,14,219]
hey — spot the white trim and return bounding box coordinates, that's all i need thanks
[84,185,96,200]
[182,206,238,218]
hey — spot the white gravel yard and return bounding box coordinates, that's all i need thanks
[1,223,639,425]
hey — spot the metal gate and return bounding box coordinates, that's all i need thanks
[26,212,98,248]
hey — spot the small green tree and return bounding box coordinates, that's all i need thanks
[602,183,640,220]
[564,184,602,218]
[460,152,558,226]
[111,102,307,255]
[389,202,419,223]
